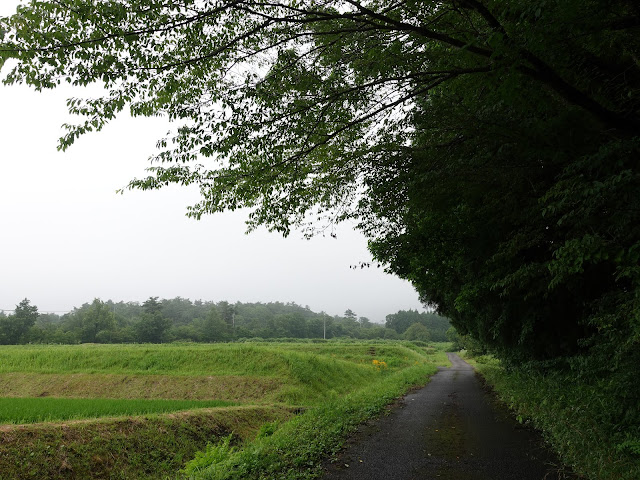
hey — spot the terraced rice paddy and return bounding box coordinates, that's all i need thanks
[0,341,449,479]
[0,397,237,424]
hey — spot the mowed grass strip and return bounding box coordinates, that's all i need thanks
[0,373,284,402]
[0,397,237,424]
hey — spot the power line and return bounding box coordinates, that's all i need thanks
[0,309,71,314]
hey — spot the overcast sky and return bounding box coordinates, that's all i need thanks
[0,1,424,322]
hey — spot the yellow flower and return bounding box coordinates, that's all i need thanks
[372,359,388,370]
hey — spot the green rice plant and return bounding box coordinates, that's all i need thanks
[0,397,237,424]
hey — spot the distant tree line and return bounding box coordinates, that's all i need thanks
[0,298,450,344]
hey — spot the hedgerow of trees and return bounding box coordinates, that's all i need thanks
[0,298,450,344]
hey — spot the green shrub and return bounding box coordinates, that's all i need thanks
[183,435,237,477]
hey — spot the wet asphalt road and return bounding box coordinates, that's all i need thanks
[321,353,570,480]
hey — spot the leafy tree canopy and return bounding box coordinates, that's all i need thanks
[14,298,39,326]
[404,322,431,342]
[386,310,450,341]
[0,298,39,344]
[0,297,420,343]
[1,1,639,371]
[72,298,117,343]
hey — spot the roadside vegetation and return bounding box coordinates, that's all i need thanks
[183,359,439,479]
[0,341,449,479]
[464,353,640,480]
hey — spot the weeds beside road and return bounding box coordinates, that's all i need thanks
[468,353,640,480]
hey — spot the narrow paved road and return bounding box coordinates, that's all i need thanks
[322,353,571,480]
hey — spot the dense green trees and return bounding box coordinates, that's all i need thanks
[199,307,230,342]
[72,299,117,343]
[134,297,172,343]
[403,323,431,342]
[366,56,639,363]
[385,310,451,341]
[0,299,38,344]
[0,297,444,344]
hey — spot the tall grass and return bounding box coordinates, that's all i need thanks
[0,342,437,406]
[471,355,640,480]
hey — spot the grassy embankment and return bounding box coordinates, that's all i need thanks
[466,353,640,480]
[0,342,449,479]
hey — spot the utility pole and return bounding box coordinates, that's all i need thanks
[323,314,326,340]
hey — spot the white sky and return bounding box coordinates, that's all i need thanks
[0,1,424,322]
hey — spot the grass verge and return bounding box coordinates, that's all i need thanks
[183,357,446,479]
[468,354,640,480]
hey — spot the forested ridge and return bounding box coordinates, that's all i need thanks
[0,298,449,344]
[1,0,639,475]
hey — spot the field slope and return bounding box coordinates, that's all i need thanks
[0,342,449,479]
